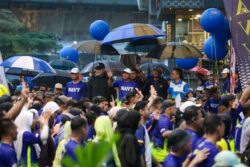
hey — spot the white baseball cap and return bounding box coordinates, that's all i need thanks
[180,101,201,113]
[207,71,213,75]
[70,67,80,74]
[222,68,230,74]
[122,68,132,74]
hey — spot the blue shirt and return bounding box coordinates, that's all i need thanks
[153,114,173,149]
[204,81,217,90]
[222,78,230,94]
[163,153,182,167]
[186,128,200,151]
[136,125,146,157]
[64,139,85,161]
[86,125,95,141]
[168,80,189,100]
[21,131,41,164]
[113,80,138,99]
[64,81,88,101]
[204,97,222,113]
[195,141,219,167]
[0,143,17,167]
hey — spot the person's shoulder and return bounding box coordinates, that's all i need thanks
[0,143,13,155]
[163,154,180,167]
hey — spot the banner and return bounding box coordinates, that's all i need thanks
[0,51,9,95]
[223,0,250,89]
[230,47,236,93]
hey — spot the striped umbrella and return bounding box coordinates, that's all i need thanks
[147,42,203,59]
[102,23,165,44]
[0,56,56,74]
[72,40,119,55]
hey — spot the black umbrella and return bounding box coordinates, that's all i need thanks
[49,59,77,71]
[125,37,164,53]
[32,69,71,87]
[81,60,126,76]
[147,42,203,59]
[5,68,39,77]
[140,62,170,78]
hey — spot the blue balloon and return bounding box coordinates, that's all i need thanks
[214,17,231,41]
[200,8,224,33]
[60,47,80,63]
[89,20,110,41]
[176,58,199,70]
[203,36,228,61]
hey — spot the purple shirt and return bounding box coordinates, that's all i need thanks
[153,114,173,148]
[64,81,87,101]
[21,131,41,164]
[64,139,85,161]
[163,153,182,167]
[113,80,138,99]
[185,128,200,151]
[196,141,219,167]
[0,143,17,167]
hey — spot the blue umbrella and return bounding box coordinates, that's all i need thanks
[49,59,77,71]
[0,56,56,74]
[102,23,165,44]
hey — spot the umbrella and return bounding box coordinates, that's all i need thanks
[5,68,39,77]
[147,42,203,59]
[189,66,209,76]
[72,40,119,55]
[140,62,170,78]
[0,56,56,74]
[32,69,71,87]
[125,37,165,53]
[102,23,165,44]
[49,59,77,71]
[81,60,126,76]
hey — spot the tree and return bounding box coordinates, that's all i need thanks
[0,9,61,58]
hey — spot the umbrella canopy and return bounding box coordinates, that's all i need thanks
[5,68,39,77]
[189,66,209,76]
[125,37,165,53]
[102,23,165,44]
[49,59,77,71]
[32,69,71,87]
[140,62,170,77]
[147,42,203,59]
[72,40,119,55]
[81,60,126,76]
[0,56,56,74]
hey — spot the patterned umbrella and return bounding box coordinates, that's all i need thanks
[72,40,119,55]
[147,42,203,59]
[102,23,165,44]
[0,56,56,74]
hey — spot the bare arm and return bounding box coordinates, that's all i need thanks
[240,85,250,104]
[6,82,29,119]
[162,130,172,138]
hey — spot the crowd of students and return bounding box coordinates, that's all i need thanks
[0,62,249,167]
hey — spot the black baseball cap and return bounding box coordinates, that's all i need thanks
[95,63,105,69]
[161,100,175,114]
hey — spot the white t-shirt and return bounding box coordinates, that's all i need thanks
[240,117,250,153]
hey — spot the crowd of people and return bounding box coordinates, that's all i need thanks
[0,62,250,167]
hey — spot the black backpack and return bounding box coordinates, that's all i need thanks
[241,139,250,166]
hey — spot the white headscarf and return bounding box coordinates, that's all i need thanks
[14,109,40,161]
[43,101,60,114]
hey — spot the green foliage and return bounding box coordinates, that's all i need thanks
[0,9,60,58]
[63,134,120,167]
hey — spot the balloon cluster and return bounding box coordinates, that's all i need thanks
[201,8,231,61]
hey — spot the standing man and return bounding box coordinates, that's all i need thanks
[168,68,189,107]
[0,118,18,167]
[203,71,218,90]
[113,68,138,100]
[64,68,87,101]
[88,63,113,101]
[152,100,176,163]
[221,68,230,94]
[143,67,168,99]
[195,114,225,167]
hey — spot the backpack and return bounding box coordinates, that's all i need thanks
[241,139,250,166]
